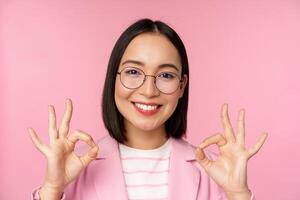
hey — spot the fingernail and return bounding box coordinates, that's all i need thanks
[264,132,268,137]
[196,149,205,160]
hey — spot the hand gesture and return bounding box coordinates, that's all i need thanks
[28,99,99,194]
[195,104,268,198]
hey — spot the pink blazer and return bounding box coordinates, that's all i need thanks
[32,135,254,200]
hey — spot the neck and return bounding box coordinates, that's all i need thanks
[123,122,168,150]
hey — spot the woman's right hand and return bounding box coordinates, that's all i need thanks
[28,98,99,196]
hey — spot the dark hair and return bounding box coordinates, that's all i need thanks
[102,18,189,143]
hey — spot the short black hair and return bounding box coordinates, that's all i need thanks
[102,18,189,143]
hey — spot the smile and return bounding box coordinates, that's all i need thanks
[131,102,162,116]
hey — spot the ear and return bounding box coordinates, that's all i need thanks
[179,74,188,98]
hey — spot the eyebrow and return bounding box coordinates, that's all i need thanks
[121,60,180,72]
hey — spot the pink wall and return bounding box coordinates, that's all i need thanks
[1,0,299,199]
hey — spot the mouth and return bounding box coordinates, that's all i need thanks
[131,101,162,115]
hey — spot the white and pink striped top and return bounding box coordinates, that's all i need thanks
[118,138,171,200]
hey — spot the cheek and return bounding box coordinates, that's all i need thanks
[168,97,180,112]
[164,92,181,115]
[114,78,133,107]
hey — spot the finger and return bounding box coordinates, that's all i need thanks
[195,147,213,170]
[67,129,97,148]
[247,133,268,158]
[236,109,245,146]
[79,145,99,167]
[59,98,73,138]
[48,105,58,141]
[198,133,227,149]
[28,128,48,154]
[221,103,236,142]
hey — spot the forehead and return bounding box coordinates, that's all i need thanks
[120,33,182,71]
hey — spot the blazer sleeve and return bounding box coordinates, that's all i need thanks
[31,186,66,200]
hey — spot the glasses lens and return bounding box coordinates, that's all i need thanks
[119,67,181,94]
[156,72,180,94]
[120,67,144,89]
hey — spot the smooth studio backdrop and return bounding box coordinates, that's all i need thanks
[1,0,299,199]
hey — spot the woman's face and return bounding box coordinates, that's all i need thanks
[115,32,187,133]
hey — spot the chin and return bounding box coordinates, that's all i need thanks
[135,124,158,132]
[132,121,163,132]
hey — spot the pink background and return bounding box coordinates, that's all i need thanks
[1,0,299,199]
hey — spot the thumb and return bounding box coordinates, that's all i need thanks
[195,147,212,169]
[79,145,99,167]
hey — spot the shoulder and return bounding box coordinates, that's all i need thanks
[74,134,116,157]
[96,134,115,146]
[171,137,219,160]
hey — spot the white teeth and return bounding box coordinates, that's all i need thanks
[134,103,158,111]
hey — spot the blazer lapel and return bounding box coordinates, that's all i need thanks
[83,136,200,200]
[169,137,200,200]
[92,136,128,200]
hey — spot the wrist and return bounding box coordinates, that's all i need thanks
[225,188,252,200]
[39,183,64,200]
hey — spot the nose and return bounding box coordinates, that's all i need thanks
[138,76,160,97]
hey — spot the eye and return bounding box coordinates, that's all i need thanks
[158,72,176,79]
[124,68,142,75]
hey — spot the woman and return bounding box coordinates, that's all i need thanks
[29,18,268,200]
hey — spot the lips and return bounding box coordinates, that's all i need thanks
[131,101,162,116]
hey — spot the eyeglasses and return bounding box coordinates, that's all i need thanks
[117,67,183,94]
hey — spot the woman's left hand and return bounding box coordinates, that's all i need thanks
[195,103,268,199]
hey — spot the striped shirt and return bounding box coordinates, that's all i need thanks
[118,139,171,200]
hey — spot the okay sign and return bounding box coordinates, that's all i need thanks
[28,99,99,197]
[196,104,268,198]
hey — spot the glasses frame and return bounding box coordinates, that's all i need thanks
[117,66,183,95]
